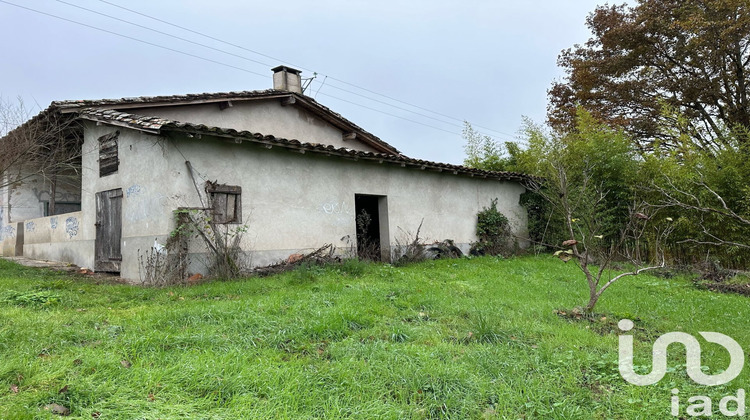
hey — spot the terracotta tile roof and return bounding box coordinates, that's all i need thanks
[77,108,533,183]
[53,89,399,154]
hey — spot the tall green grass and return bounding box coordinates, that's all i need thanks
[0,256,748,418]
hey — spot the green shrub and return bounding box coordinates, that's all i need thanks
[471,199,513,256]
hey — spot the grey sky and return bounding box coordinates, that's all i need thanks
[0,0,609,164]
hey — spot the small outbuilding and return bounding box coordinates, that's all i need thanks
[0,66,530,281]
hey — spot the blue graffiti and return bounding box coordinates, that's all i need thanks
[25,221,36,233]
[50,217,58,229]
[1,225,15,240]
[126,184,144,198]
[65,217,79,239]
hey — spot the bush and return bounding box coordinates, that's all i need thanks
[471,199,513,256]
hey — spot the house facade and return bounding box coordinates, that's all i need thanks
[0,66,530,281]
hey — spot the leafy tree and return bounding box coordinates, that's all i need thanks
[462,122,519,171]
[644,130,750,267]
[548,0,750,152]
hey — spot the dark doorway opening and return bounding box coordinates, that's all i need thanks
[355,194,387,261]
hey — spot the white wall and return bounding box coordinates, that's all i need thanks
[8,121,528,281]
[126,100,381,153]
[0,172,81,224]
[21,212,88,267]
[79,123,527,280]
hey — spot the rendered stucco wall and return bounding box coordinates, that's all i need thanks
[0,180,8,255]
[126,101,380,153]
[79,122,527,281]
[0,172,81,224]
[13,122,527,281]
[80,123,185,276]
[21,212,88,267]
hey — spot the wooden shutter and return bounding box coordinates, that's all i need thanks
[99,131,120,177]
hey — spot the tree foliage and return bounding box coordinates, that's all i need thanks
[462,122,520,172]
[548,0,750,152]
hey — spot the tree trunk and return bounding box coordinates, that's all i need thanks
[48,173,57,216]
[585,292,600,313]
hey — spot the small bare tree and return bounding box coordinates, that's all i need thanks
[523,127,673,312]
[0,96,82,209]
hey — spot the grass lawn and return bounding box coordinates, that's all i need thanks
[0,255,749,419]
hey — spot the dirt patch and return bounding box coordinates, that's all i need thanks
[2,256,127,285]
[554,308,660,339]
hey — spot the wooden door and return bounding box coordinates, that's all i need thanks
[95,189,123,272]
[15,222,23,256]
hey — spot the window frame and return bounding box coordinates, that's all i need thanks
[206,184,242,224]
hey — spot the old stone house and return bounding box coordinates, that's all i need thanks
[0,66,530,281]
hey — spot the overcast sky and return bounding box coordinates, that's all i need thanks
[0,0,614,164]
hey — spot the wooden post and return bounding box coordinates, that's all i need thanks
[49,173,57,216]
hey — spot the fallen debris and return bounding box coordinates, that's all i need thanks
[252,244,339,277]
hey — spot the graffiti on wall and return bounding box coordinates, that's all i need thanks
[25,221,35,233]
[31,187,80,204]
[321,201,350,215]
[126,184,144,198]
[65,217,79,239]
[1,225,15,240]
[50,217,58,230]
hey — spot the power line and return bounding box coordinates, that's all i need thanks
[96,0,305,72]
[0,0,471,138]
[2,0,520,143]
[55,0,274,69]
[93,0,518,139]
[0,0,270,79]
[317,92,460,135]
[323,75,519,138]
[54,1,459,132]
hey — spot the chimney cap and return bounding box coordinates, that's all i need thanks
[271,65,302,75]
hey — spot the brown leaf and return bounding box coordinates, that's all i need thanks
[120,360,132,369]
[73,359,82,366]
[44,403,70,416]
[10,384,19,393]
[58,385,69,394]
[148,393,155,402]
[562,239,578,246]
[634,212,649,220]
[91,412,101,419]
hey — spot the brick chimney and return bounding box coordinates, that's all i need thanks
[272,65,303,94]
